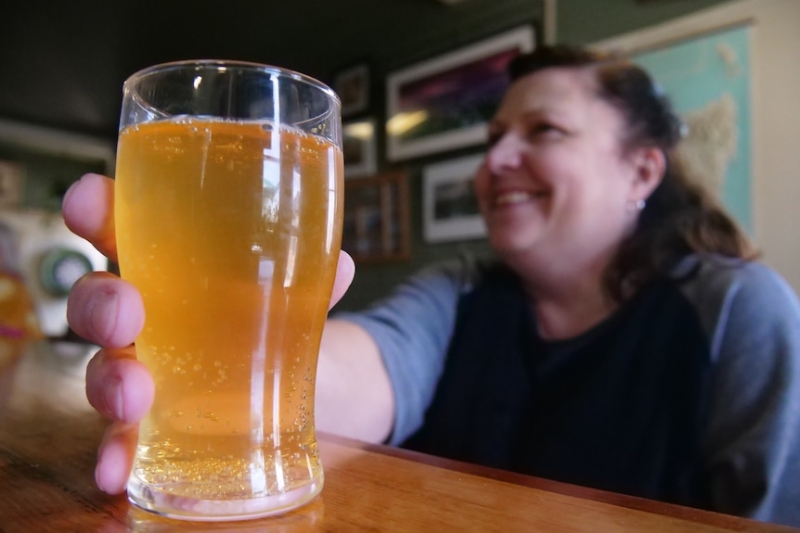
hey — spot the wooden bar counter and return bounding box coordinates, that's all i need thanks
[0,341,796,532]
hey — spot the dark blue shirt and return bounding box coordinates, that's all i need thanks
[338,255,800,527]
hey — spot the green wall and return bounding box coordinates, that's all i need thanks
[332,0,542,312]
[558,0,734,45]
[334,0,737,312]
[0,144,106,212]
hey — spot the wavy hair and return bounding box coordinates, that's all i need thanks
[508,45,757,302]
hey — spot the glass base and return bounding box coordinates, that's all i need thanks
[127,474,323,522]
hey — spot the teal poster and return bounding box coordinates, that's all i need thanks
[633,25,753,233]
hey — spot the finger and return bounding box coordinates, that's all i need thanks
[95,421,138,494]
[330,251,355,309]
[67,272,144,348]
[86,346,154,424]
[62,173,118,261]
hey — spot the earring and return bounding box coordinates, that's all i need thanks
[627,199,646,212]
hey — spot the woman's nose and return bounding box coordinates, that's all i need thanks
[487,133,524,176]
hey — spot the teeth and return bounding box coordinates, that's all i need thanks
[495,191,532,206]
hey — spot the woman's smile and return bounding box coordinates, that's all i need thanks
[493,190,549,207]
[474,67,648,266]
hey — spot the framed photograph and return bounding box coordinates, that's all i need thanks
[333,63,370,117]
[386,25,535,162]
[343,172,410,263]
[423,153,486,243]
[0,160,25,208]
[343,117,378,178]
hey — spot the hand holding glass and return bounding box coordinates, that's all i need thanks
[114,61,343,520]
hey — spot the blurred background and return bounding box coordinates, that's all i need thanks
[1,0,798,335]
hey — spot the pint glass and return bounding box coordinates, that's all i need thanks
[114,61,343,520]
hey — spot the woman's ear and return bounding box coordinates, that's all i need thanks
[630,146,666,203]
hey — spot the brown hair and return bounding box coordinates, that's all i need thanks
[508,45,757,302]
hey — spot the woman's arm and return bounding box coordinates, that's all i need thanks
[315,319,395,443]
[700,262,800,527]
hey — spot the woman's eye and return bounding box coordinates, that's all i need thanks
[487,131,504,146]
[531,123,559,136]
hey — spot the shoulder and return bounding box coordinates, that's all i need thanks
[392,255,504,300]
[334,254,499,331]
[672,255,800,358]
[676,255,800,439]
[687,259,800,523]
[674,254,793,298]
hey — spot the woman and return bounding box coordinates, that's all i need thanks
[64,46,800,526]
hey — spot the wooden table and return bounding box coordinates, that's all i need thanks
[0,341,796,532]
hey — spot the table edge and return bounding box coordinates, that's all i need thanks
[317,432,797,532]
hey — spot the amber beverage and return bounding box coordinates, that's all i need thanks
[114,62,342,521]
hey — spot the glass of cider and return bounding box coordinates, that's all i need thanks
[115,61,343,521]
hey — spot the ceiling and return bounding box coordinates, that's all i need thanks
[0,0,452,140]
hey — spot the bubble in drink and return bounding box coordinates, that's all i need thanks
[115,116,342,517]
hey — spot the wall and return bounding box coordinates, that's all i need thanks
[558,0,733,44]
[0,145,105,211]
[336,0,746,312]
[0,118,115,211]
[334,0,543,312]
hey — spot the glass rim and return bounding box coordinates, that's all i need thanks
[123,59,340,107]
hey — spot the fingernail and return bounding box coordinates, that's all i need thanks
[94,459,114,494]
[94,461,106,492]
[105,378,124,420]
[89,290,119,344]
[94,452,114,494]
[62,175,82,211]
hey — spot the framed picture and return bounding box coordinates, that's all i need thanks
[386,25,535,162]
[343,117,378,178]
[343,171,410,263]
[333,62,370,117]
[423,153,486,243]
[0,160,24,208]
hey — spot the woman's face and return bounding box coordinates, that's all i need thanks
[475,67,651,272]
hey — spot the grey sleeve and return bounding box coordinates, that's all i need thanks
[700,262,800,527]
[334,260,475,445]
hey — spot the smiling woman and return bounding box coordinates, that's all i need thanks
[481,46,755,307]
[339,46,800,528]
